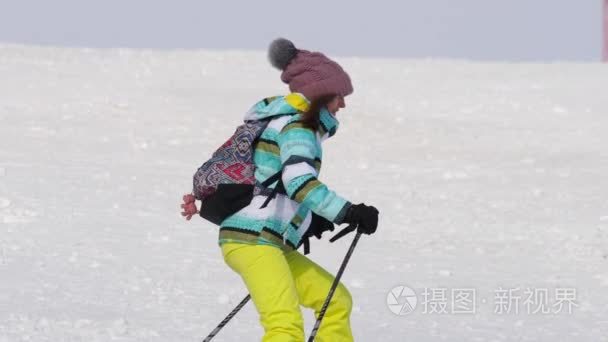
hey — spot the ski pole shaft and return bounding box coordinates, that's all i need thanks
[307,231,362,342]
[203,294,251,342]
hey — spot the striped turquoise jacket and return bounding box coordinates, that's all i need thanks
[218,93,352,251]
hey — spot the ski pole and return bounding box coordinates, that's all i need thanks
[307,231,362,342]
[202,294,251,342]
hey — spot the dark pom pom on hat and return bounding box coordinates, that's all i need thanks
[268,38,298,70]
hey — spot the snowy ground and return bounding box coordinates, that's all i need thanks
[0,45,607,341]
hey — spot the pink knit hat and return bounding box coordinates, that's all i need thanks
[268,38,353,101]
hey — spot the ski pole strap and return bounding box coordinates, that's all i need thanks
[329,224,357,243]
[308,231,362,342]
[302,236,310,255]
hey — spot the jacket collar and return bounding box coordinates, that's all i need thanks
[243,93,340,140]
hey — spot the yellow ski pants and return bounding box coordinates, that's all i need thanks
[221,242,354,342]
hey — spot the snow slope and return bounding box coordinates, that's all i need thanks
[0,45,607,341]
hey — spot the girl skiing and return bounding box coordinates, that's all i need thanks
[183,38,379,341]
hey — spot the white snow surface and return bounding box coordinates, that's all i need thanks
[1,45,607,341]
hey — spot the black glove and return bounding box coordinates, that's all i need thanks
[298,213,335,255]
[341,203,379,235]
[307,213,335,239]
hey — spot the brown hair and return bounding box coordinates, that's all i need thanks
[300,94,336,131]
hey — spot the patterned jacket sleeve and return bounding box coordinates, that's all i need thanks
[277,121,351,223]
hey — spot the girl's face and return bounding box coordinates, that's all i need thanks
[326,95,345,116]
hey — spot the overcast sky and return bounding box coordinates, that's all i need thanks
[0,0,603,61]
